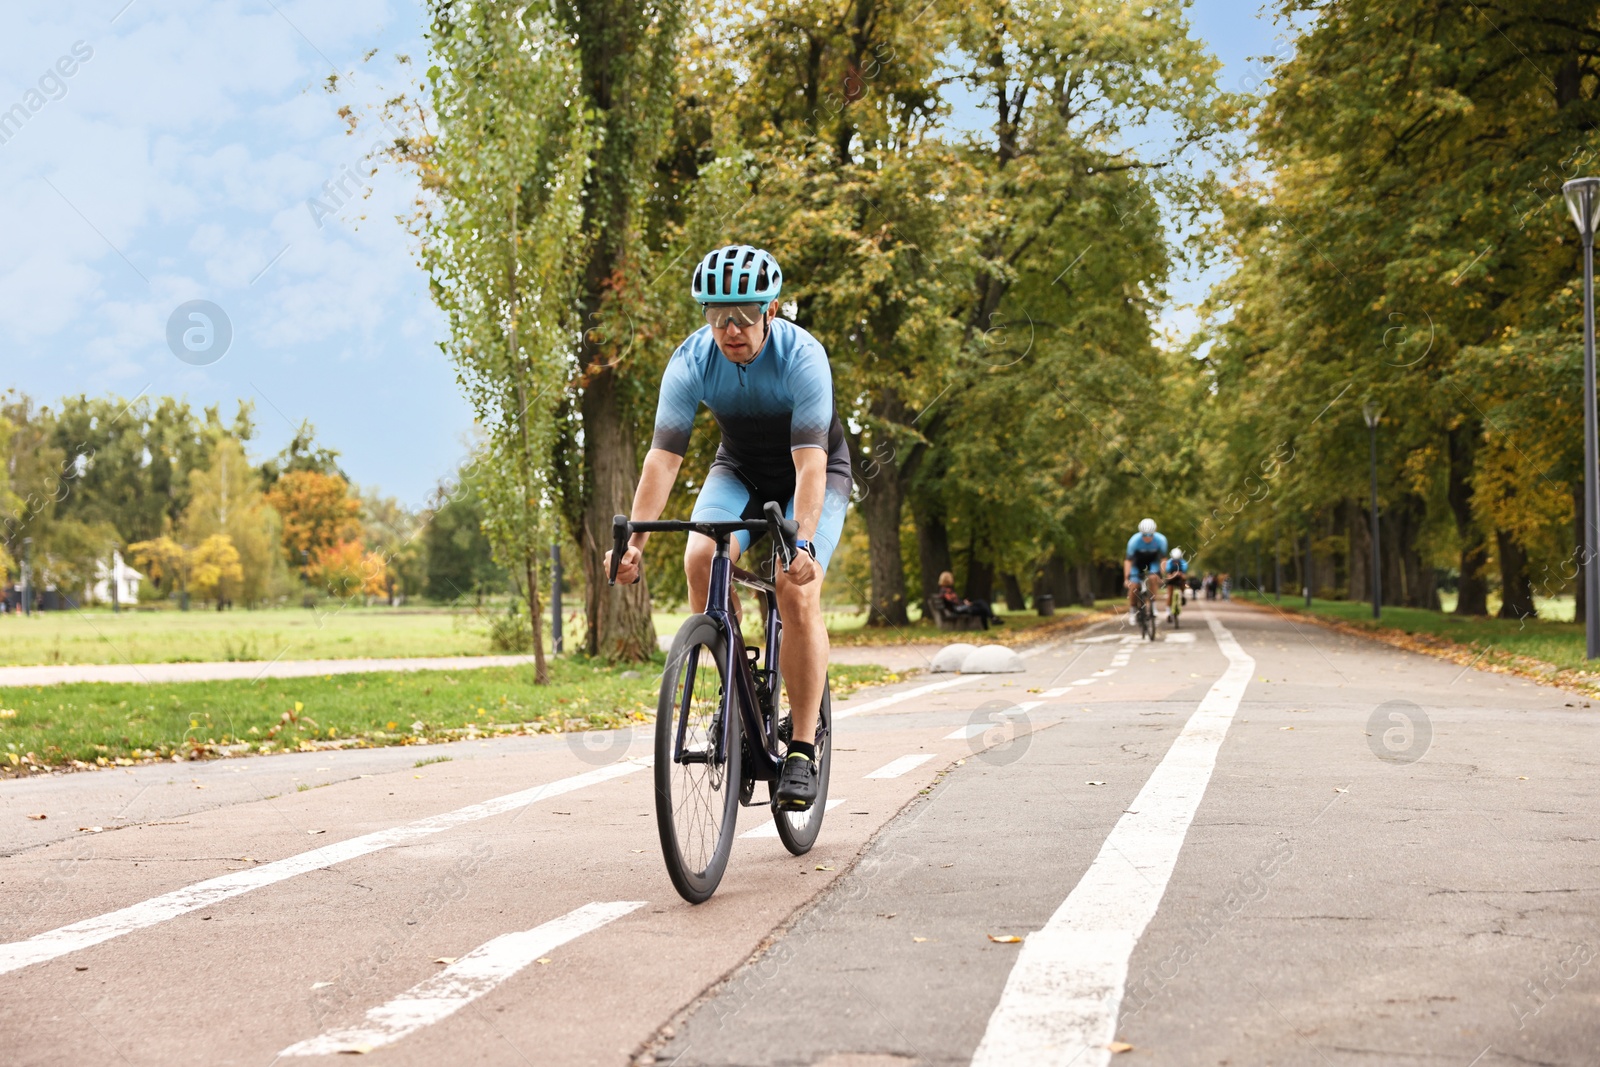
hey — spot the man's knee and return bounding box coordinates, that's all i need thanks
[684,537,714,586]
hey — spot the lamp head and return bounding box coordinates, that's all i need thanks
[1362,400,1381,428]
[1563,177,1600,242]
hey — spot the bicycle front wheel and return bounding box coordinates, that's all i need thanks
[774,678,832,856]
[655,615,742,904]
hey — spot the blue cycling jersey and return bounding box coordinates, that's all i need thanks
[1126,532,1168,575]
[651,318,851,500]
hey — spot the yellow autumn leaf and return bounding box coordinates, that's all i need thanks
[987,934,1022,944]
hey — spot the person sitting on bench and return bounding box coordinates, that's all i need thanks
[937,571,1004,629]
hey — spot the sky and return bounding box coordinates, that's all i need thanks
[1,1,1286,507]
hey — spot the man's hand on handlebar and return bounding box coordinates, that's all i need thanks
[784,549,818,587]
[607,544,643,586]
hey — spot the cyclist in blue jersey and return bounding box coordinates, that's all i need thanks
[1124,518,1169,624]
[606,246,850,810]
[1163,547,1188,622]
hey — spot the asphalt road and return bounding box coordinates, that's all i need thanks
[2,601,1595,1066]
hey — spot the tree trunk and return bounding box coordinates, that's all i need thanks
[1447,424,1490,615]
[1073,563,1095,606]
[849,427,910,628]
[1496,529,1536,620]
[913,502,953,616]
[524,552,548,684]
[1347,499,1369,605]
[579,368,656,660]
[1002,573,1026,612]
[964,548,994,604]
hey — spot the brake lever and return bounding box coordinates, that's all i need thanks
[608,515,629,585]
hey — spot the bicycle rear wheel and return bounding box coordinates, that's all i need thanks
[774,679,832,856]
[655,615,742,904]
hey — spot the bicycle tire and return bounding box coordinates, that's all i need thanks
[774,678,832,856]
[655,615,742,904]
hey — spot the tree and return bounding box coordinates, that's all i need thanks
[188,534,245,606]
[306,539,384,600]
[127,536,190,602]
[265,470,362,577]
[423,465,505,602]
[181,437,291,606]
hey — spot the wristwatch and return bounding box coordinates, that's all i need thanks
[793,539,817,560]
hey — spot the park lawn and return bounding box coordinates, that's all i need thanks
[826,603,1103,647]
[0,606,512,667]
[0,658,891,772]
[1237,593,1589,673]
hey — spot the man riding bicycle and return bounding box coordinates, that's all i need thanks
[1164,547,1188,623]
[605,246,850,811]
[1124,518,1168,625]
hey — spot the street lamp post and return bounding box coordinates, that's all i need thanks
[1363,401,1382,620]
[21,536,32,616]
[1564,177,1600,659]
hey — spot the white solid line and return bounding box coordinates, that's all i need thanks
[740,798,844,838]
[833,675,977,720]
[864,754,934,779]
[970,614,1254,1067]
[279,901,645,1056]
[1070,678,1097,686]
[0,760,650,977]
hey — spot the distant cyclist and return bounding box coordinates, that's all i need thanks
[1124,518,1168,624]
[604,246,850,811]
[1164,548,1189,623]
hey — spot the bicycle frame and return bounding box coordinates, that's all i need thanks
[614,515,796,788]
[683,537,787,785]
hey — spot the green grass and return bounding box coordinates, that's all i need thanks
[825,603,1102,646]
[0,657,892,771]
[1238,592,1589,672]
[0,605,507,667]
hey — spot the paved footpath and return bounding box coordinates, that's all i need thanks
[2,601,1595,1065]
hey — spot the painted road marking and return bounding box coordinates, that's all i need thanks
[0,761,651,976]
[970,614,1254,1067]
[740,799,845,838]
[833,676,978,720]
[864,755,934,779]
[279,901,645,1057]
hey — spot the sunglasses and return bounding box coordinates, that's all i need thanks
[702,302,768,329]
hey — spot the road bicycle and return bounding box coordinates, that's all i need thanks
[1167,577,1183,629]
[609,502,832,904]
[1133,574,1159,641]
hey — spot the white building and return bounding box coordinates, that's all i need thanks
[91,551,143,606]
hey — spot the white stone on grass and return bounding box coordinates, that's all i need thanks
[960,644,1025,674]
[930,643,978,673]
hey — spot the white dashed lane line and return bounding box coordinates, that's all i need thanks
[864,755,934,779]
[0,760,651,976]
[278,901,645,1057]
[833,676,978,720]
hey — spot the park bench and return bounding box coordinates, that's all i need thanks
[925,596,985,632]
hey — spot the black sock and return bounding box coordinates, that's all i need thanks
[788,740,815,762]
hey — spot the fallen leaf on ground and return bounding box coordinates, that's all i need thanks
[433,957,457,965]
[988,934,1023,943]
[815,865,835,871]
[536,957,552,965]
[912,937,928,943]
[1334,787,1348,793]
[311,982,332,990]
[631,849,646,854]
[26,813,45,820]
[1517,776,1529,780]
[0,708,16,718]
[1087,781,1106,787]
[878,913,897,919]
[339,1044,373,1054]
[78,826,103,833]
[307,829,326,835]
[1280,726,1295,731]
[75,965,88,971]
[1107,1041,1134,1053]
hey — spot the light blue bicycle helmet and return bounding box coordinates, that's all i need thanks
[691,245,783,306]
